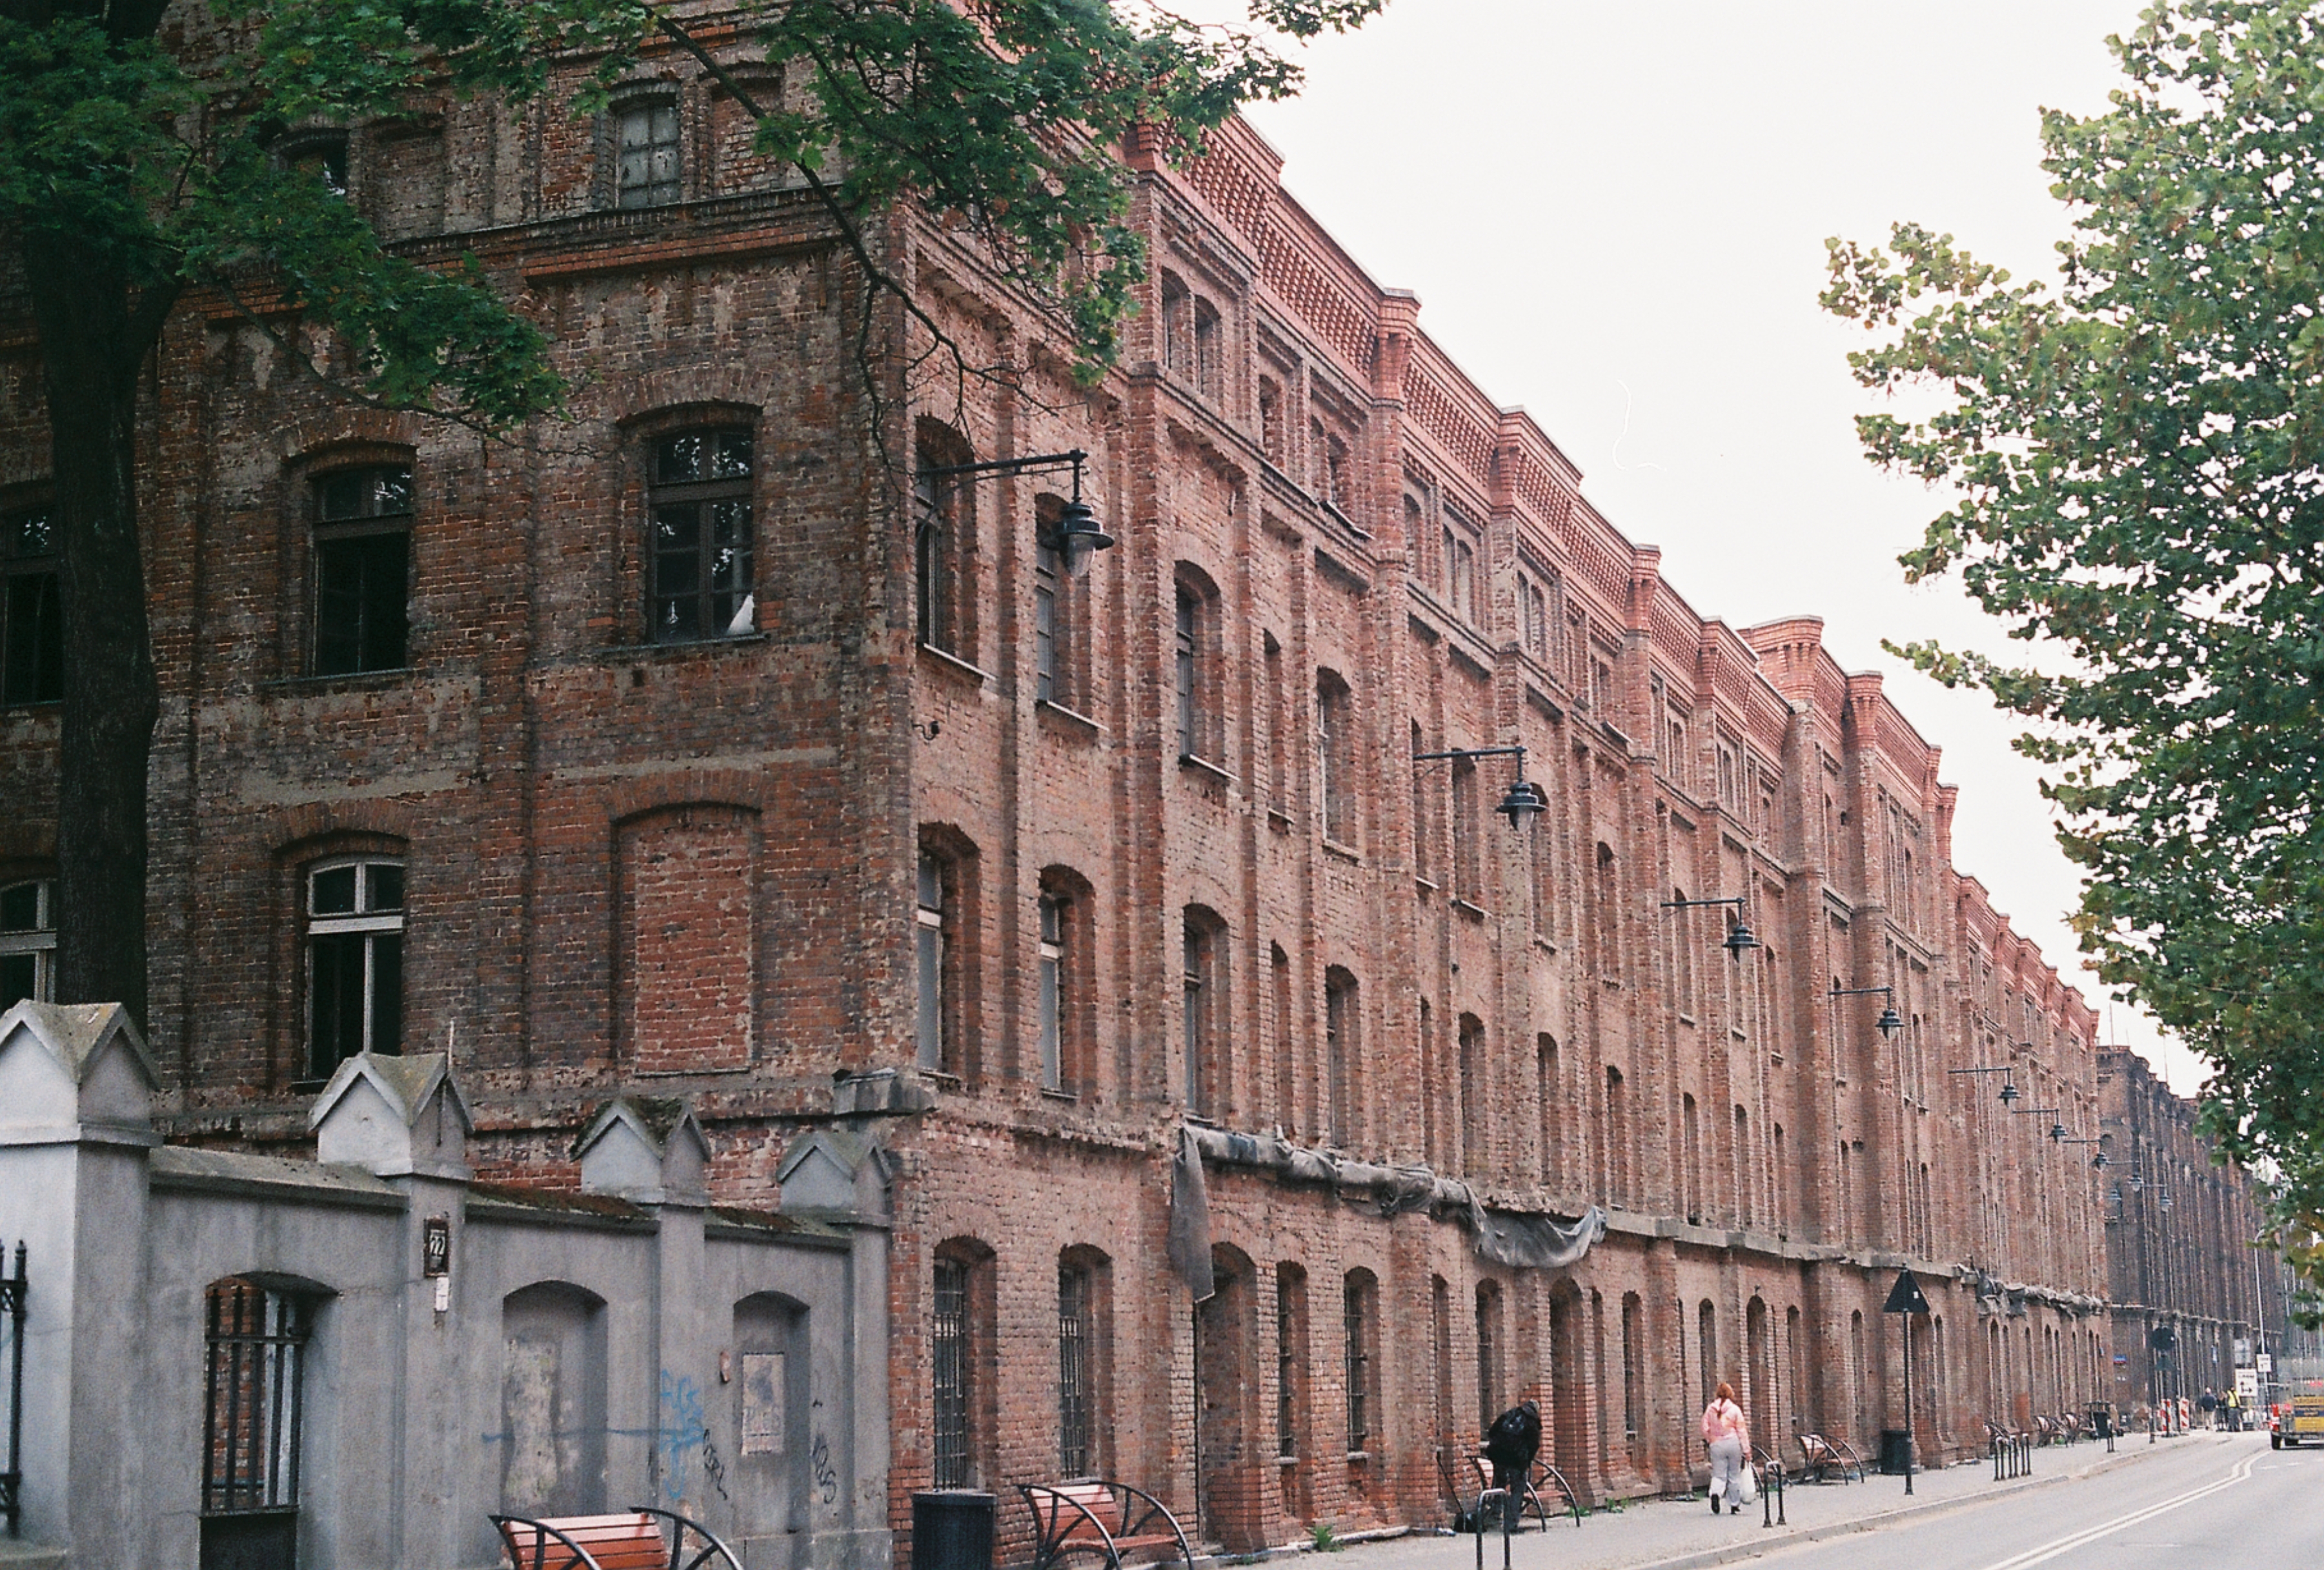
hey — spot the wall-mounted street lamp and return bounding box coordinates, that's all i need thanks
[1830,980,1903,1039]
[1947,1063,2020,1105]
[1659,894,1761,958]
[1413,744,1546,830]
[919,448,1114,576]
[2014,1105,2068,1142]
[2059,1134,2107,1167]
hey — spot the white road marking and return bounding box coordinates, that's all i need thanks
[1975,1453,2259,1570]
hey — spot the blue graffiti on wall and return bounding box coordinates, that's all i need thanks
[658,1371,730,1504]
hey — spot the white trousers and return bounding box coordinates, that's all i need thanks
[1707,1435,1746,1502]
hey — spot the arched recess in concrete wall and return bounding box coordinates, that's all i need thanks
[500,1280,610,1518]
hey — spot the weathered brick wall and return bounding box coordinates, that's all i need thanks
[0,32,2283,1562]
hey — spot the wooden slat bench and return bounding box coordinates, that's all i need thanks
[1020,1480,1193,1570]
[492,1506,743,1570]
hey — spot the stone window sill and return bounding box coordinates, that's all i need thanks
[1036,698,1102,740]
[917,641,991,688]
[1179,753,1233,786]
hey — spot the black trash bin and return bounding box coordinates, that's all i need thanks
[914,1490,997,1570]
[1879,1429,1913,1475]
[2087,1403,2114,1440]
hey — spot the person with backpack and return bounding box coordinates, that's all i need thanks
[1482,1400,1543,1533]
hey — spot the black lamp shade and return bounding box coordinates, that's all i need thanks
[1054,498,1113,578]
[1875,1006,1903,1038]
[1496,778,1547,829]
[1999,1081,2019,1105]
[1723,918,1761,957]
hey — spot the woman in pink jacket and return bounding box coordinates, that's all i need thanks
[1701,1382,1748,1515]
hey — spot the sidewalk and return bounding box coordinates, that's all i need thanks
[1273,1431,2234,1570]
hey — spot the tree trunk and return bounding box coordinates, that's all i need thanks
[21,228,162,1027]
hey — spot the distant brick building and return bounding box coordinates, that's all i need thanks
[2099,1050,2294,1411]
[0,21,2294,1564]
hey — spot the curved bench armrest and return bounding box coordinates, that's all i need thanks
[629,1504,746,1570]
[491,1514,609,1570]
[1022,1483,1122,1570]
[1108,1480,1193,1568]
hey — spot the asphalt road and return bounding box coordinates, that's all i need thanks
[1752,1434,2312,1569]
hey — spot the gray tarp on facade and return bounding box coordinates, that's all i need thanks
[1171,1123,1607,1282]
[1167,1122,1217,1301]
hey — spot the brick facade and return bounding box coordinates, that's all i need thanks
[0,28,2296,1561]
[2099,1050,2294,1410]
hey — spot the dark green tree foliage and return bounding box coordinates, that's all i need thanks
[0,0,1384,1025]
[1823,0,2324,1289]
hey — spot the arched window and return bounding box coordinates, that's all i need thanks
[0,502,61,706]
[1033,494,1083,711]
[932,1238,995,1489]
[1457,1014,1486,1173]
[1175,567,1222,763]
[0,876,57,1007]
[1475,1280,1506,1432]
[648,428,754,642]
[916,424,974,658]
[1324,966,1360,1147]
[312,465,414,673]
[1038,867,1093,1094]
[1057,1247,1111,1476]
[306,857,404,1076]
[1277,1263,1309,1466]
[916,830,976,1076]
[1183,906,1229,1116]
[1317,670,1354,845]
[1342,1269,1379,1455]
[1450,754,1480,903]
[1621,1293,1644,1454]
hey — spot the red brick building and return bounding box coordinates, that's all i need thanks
[0,26,2289,1562]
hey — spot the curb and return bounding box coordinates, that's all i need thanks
[1621,1435,2211,1570]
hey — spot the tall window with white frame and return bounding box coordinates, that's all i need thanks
[1,505,61,706]
[1175,586,1202,759]
[312,466,413,674]
[1037,889,1067,1092]
[0,877,56,1007]
[307,858,403,1077]
[615,99,681,207]
[649,429,754,642]
[915,852,949,1072]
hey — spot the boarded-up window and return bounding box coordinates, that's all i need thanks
[367,126,445,240]
[619,805,758,1072]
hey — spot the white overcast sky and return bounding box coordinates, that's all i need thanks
[1213,0,2205,1091]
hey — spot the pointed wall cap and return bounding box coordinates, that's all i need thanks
[575,1096,710,1205]
[0,1000,160,1147]
[776,1127,894,1222]
[309,1052,472,1178]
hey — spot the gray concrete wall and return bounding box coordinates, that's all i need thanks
[0,1004,891,1570]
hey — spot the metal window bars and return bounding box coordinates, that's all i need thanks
[3,1242,24,1537]
[200,1278,312,1519]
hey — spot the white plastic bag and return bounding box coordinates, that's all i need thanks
[1733,1465,1756,1506]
